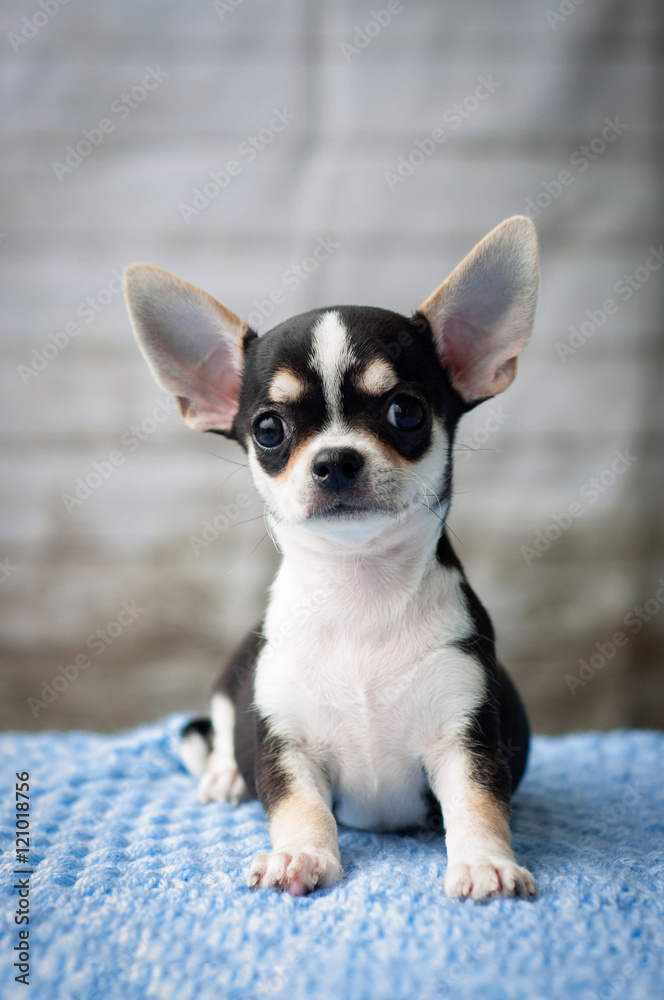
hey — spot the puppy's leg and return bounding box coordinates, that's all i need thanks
[197,693,249,804]
[183,628,262,804]
[427,746,536,901]
[248,726,342,896]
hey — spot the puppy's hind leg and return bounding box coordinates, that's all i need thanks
[181,694,249,805]
[180,715,214,777]
[200,694,250,804]
[181,627,262,804]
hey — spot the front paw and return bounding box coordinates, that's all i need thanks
[248,846,343,896]
[445,859,536,901]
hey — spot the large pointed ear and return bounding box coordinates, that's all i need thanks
[417,216,539,405]
[123,264,255,433]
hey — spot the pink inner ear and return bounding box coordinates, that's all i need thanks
[178,348,243,431]
[159,344,242,431]
[439,316,483,378]
[438,312,528,403]
[439,316,497,399]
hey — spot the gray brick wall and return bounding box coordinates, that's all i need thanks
[1,0,662,733]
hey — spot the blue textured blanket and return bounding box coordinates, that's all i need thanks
[1,718,662,1000]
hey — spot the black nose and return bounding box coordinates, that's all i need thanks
[311,448,364,491]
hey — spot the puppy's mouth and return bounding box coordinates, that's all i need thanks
[307,497,385,520]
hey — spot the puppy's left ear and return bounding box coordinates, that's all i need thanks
[123,264,255,434]
[417,216,539,405]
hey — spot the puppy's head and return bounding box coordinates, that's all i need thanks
[123,217,538,545]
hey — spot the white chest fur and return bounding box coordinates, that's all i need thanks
[253,516,486,831]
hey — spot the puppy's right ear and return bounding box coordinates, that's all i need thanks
[123,264,255,434]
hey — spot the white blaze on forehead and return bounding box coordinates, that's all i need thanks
[310,311,356,419]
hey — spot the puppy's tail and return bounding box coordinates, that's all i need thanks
[180,717,214,777]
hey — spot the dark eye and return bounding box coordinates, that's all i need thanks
[386,395,426,431]
[253,413,287,448]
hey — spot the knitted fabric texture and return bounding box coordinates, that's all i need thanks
[1,717,662,1000]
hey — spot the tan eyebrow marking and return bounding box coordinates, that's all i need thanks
[355,358,399,396]
[269,368,308,404]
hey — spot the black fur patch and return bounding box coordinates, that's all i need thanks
[213,627,264,798]
[208,627,301,810]
[254,715,293,816]
[422,789,445,838]
[181,716,214,751]
[451,559,530,802]
[435,529,464,572]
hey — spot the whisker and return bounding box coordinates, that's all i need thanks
[393,466,442,503]
[396,467,463,549]
[395,467,447,518]
[206,448,251,490]
[460,632,494,649]
[226,516,283,574]
[445,521,465,550]
[218,463,250,491]
[453,443,505,456]
[206,449,249,469]
[265,515,284,552]
[262,503,283,549]
[417,499,445,523]
[231,513,272,527]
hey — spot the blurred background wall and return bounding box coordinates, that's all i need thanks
[1,0,662,734]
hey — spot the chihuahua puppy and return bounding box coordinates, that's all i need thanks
[123,215,539,901]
